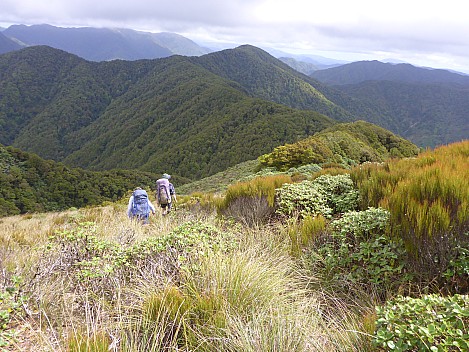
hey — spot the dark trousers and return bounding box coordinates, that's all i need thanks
[134,213,149,224]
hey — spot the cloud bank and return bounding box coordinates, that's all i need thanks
[1,0,468,73]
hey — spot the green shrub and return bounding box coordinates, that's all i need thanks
[258,138,332,170]
[275,180,331,219]
[287,163,322,177]
[309,208,411,296]
[275,174,359,219]
[330,207,391,244]
[0,276,25,350]
[34,221,238,306]
[442,243,469,293]
[374,294,469,351]
[312,174,360,214]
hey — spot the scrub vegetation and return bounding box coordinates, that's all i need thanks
[1,140,467,351]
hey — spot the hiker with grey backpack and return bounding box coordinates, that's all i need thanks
[156,173,177,215]
[127,187,156,224]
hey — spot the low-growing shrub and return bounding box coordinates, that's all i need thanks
[276,180,331,219]
[312,174,360,214]
[275,174,359,219]
[0,276,25,350]
[27,220,238,322]
[307,208,411,297]
[374,294,469,351]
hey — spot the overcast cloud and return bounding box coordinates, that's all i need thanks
[1,0,468,73]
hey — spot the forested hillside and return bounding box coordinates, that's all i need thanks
[0,120,419,217]
[311,60,469,86]
[0,45,344,179]
[311,60,469,147]
[258,121,420,170]
[0,144,173,216]
[337,80,469,147]
[2,44,462,180]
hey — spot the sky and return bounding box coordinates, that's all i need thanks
[1,0,468,74]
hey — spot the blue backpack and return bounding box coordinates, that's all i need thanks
[132,189,150,216]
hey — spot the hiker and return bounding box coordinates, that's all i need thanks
[127,187,156,224]
[156,173,177,215]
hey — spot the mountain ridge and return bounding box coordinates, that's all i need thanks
[311,60,469,147]
[311,60,469,86]
[1,45,338,179]
[1,44,465,176]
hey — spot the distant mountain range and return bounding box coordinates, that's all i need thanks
[311,61,469,146]
[0,24,345,69]
[1,24,211,59]
[0,31,23,54]
[1,28,468,179]
[311,60,469,85]
[0,45,342,179]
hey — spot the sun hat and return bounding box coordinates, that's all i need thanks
[162,173,171,179]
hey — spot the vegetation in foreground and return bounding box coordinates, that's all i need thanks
[0,140,468,351]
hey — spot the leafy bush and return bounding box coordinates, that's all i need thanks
[441,243,469,294]
[275,174,359,218]
[312,174,360,214]
[289,163,322,175]
[0,276,25,350]
[374,294,469,351]
[309,208,411,295]
[329,207,391,244]
[258,139,332,170]
[275,180,331,219]
[31,221,238,306]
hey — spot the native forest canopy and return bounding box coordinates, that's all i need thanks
[2,43,467,183]
[311,60,469,147]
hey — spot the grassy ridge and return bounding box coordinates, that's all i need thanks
[0,141,467,351]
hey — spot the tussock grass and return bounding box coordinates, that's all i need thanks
[1,200,374,351]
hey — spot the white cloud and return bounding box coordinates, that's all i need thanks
[1,0,468,73]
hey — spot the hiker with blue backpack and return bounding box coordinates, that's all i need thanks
[127,187,156,224]
[156,173,177,215]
